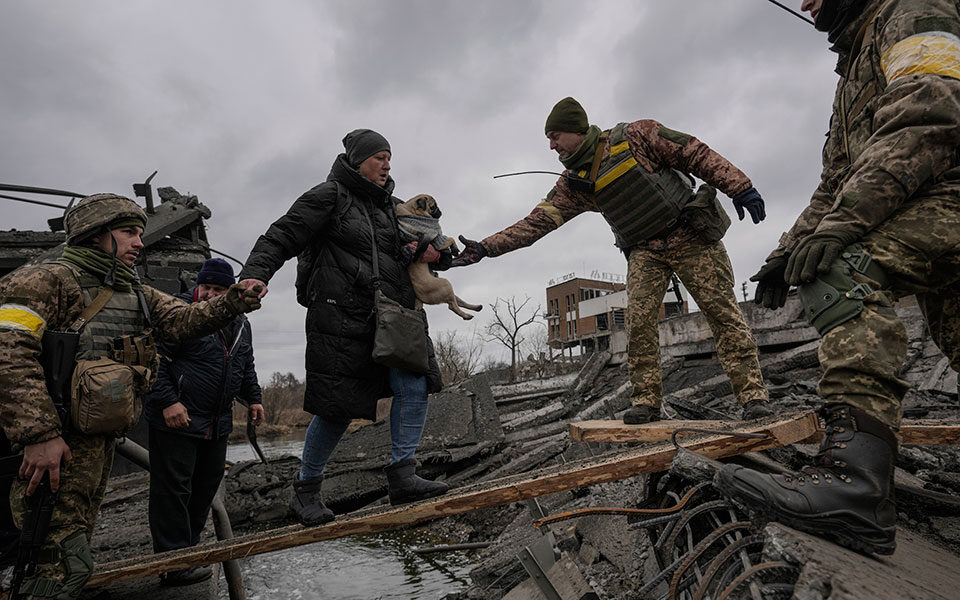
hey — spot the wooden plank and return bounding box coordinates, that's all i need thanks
[87,412,819,587]
[899,420,960,445]
[569,417,960,446]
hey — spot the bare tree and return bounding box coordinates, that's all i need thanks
[433,328,484,386]
[484,295,542,383]
[522,321,552,379]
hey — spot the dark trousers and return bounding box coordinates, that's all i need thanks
[148,427,228,553]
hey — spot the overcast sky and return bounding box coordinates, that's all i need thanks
[1,1,838,382]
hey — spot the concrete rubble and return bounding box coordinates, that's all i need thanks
[5,191,959,598]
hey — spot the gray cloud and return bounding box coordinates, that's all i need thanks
[1,0,843,380]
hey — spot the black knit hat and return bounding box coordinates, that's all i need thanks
[343,129,391,168]
[196,258,235,288]
[544,97,589,134]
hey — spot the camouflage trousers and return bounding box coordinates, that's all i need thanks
[9,433,113,599]
[626,236,767,408]
[816,195,960,429]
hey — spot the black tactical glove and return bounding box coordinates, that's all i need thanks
[784,230,858,285]
[750,256,790,310]
[449,235,487,268]
[225,283,262,314]
[732,186,766,224]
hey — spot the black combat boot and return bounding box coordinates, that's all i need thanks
[716,404,897,555]
[622,405,660,424]
[384,459,449,505]
[289,474,335,526]
[741,399,774,420]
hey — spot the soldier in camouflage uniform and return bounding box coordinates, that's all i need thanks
[451,98,771,424]
[718,0,960,556]
[0,194,261,598]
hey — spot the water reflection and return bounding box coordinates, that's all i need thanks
[222,530,471,600]
[223,438,472,599]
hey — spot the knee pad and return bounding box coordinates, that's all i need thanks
[19,531,93,599]
[798,244,888,335]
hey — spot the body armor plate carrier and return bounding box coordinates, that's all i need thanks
[583,123,694,250]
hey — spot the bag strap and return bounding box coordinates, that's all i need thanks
[357,203,382,291]
[67,287,114,333]
[588,130,610,183]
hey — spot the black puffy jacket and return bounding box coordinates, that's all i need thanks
[144,290,262,440]
[239,155,440,421]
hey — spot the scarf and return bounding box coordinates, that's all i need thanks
[60,245,138,292]
[560,125,602,173]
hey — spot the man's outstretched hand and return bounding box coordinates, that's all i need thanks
[226,283,263,313]
[449,236,487,268]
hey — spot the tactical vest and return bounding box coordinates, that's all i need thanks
[578,123,693,249]
[56,262,154,369]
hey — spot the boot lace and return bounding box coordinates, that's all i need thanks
[785,407,853,485]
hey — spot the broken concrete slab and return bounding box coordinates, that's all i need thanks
[764,523,960,600]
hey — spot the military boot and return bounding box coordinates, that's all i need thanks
[741,399,774,420]
[289,474,335,526]
[384,459,449,505]
[622,405,660,424]
[716,404,897,555]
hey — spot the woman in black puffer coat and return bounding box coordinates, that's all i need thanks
[238,130,448,525]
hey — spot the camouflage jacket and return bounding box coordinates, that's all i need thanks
[0,262,243,450]
[482,119,753,257]
[772,0,960,258]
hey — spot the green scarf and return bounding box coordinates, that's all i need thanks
[60,245,138,292]
[560,125,602,173]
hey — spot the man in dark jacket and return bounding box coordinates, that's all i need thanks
[238,129,448,527]
[144,258,264,586]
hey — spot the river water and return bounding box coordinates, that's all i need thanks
[221,438,473,599]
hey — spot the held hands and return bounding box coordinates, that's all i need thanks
[750,255,790,310]
[163,402,191,429]
[784,230,858,285]
[238,278,269,298]
[21,436,72,495]
[402,241,441,265]
[449,236,487,268]
[731,186,766,224]
[226,282,263,314]
[249,403,265,427]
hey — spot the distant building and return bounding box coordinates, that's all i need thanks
[545,275,688,355]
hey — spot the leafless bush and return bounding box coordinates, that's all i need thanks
[433,329,484,385]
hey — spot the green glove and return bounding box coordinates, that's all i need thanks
[784,231,858,285]
[225,283,263,314]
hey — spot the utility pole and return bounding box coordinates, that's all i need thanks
[741,281,748,302]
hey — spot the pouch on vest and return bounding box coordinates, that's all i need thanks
[70,358,150,435]
[680,184,730,242]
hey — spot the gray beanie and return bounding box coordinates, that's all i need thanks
[343,129,391,168]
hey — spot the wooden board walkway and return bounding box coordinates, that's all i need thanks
[568,418,960,445]
[88,412,819,587]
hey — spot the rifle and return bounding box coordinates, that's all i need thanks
[5,329,80,595]
[9,472,59,599]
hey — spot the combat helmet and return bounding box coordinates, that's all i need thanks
[65,193,147,245]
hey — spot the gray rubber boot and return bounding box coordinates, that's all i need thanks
[289,474,335,526]
[384,459,449,505]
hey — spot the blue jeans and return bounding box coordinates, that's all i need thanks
[299,368,429,479]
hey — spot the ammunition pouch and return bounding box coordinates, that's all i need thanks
[70,358,150,436]
[679,184,730,242]
[798,244,888,335]
[17,531,93,599]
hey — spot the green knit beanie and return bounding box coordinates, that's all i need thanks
[544,97,589,134]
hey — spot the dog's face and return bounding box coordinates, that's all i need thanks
[405,194,442,219]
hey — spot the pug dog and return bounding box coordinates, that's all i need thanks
[396,194,483,320]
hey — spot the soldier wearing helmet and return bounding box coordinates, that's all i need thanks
[0,193,262,597]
